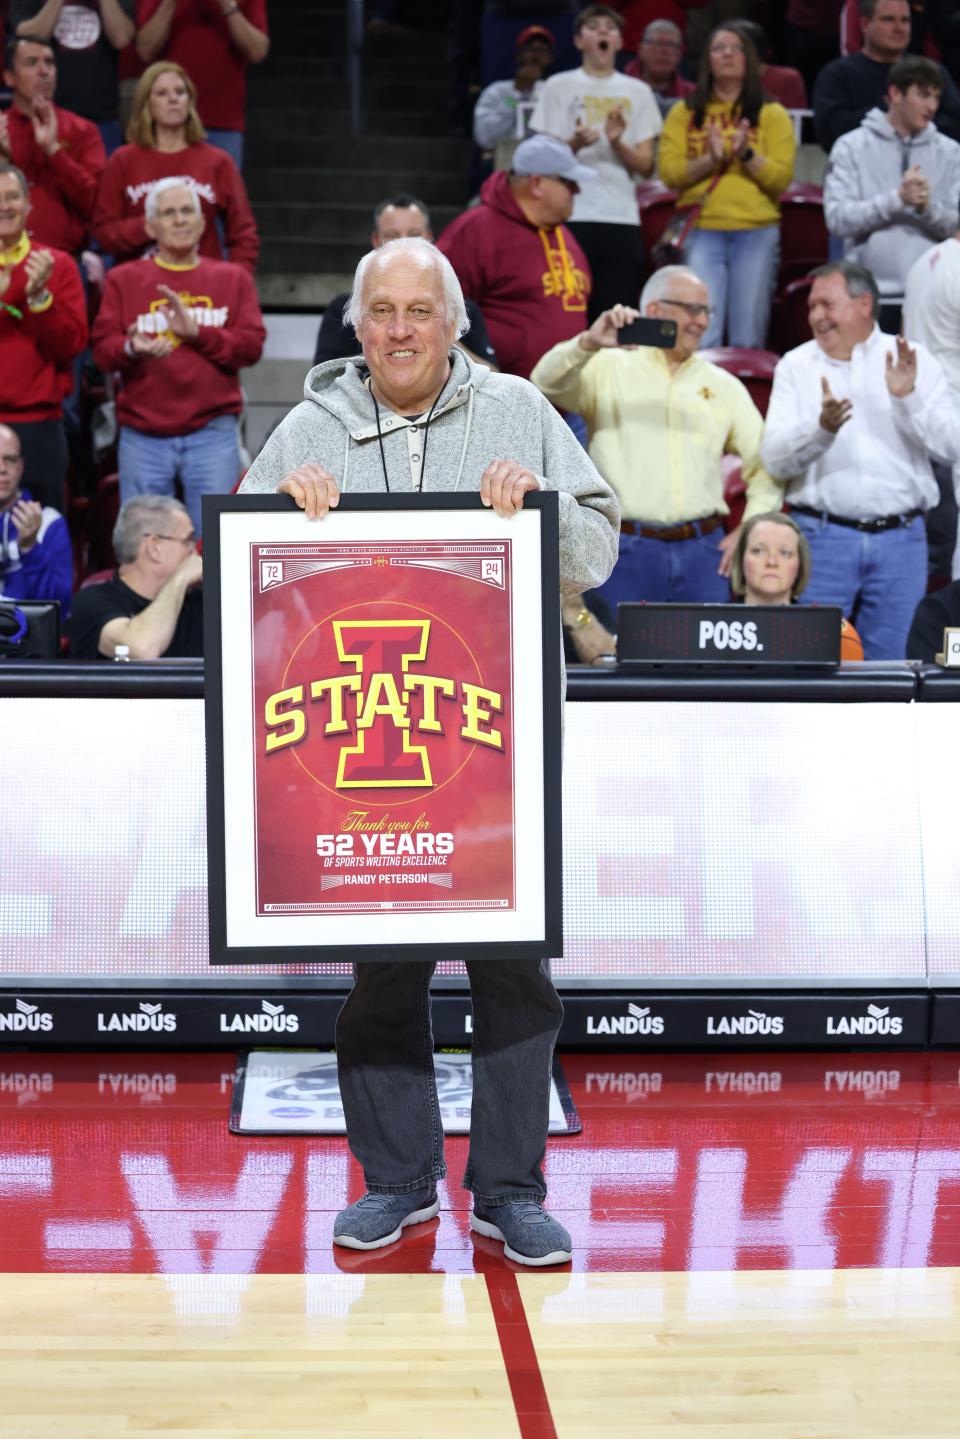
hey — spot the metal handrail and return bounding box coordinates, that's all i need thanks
[347,0,364,136]
[516,103,816,148]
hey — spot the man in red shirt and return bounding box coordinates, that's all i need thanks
[135,0,269,168]
[0,162,87,509]
[438,133,593,380]
[625,20,695,119]
[92,175,265,535]
[1,34,105,254]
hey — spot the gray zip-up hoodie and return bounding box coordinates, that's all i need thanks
[823,108,960,295]
[239,347,620,598]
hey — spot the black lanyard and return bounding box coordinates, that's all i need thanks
[371,381,444,493]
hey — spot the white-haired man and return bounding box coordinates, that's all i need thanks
[91,176,265,536]
[69,494,202,659]
[239,235,619,1267]
[531,265,781,616]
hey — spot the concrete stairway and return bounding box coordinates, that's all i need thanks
[245,2,473,308]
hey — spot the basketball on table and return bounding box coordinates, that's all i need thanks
[840,618,864,662]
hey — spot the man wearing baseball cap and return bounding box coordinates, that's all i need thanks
[439,133,594,379]
[473,25,556,162]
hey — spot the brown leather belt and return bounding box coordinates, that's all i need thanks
[620,514,724,542]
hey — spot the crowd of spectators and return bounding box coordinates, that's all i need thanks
[0,3,267,656]
[461,1,960,663]
[4,0,960,668]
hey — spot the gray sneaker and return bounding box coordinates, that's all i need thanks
[471,1201,572,1266]
[333,1188,439,1250]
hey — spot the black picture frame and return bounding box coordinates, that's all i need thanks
[202,492,563,965]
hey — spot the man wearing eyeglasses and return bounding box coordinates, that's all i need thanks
[69,494,203,659]
[531,264,782,613]
[625,20,694,121]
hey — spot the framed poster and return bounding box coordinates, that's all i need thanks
[203,493,562,964]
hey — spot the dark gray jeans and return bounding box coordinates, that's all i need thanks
[335,958,563,1206]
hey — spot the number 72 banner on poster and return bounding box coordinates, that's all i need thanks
[203,493,563,964]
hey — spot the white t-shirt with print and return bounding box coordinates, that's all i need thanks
[530,68,662,225]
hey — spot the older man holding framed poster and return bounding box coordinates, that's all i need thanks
[203,237,618,1267]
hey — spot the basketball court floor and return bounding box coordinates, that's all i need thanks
[3,1048,959,1437]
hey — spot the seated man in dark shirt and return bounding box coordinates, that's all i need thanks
[906,579,960,662]
[70,494,202,659]
[314,192,499,370]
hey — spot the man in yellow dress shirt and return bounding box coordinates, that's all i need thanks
[530,264,782,617]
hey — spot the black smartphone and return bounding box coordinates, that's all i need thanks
[616,317,677,348]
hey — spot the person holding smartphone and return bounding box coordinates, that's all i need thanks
[530,263,783,611]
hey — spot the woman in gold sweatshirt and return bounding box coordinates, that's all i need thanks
[658,25,795,349]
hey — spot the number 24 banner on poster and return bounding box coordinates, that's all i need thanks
[203,494,563,964]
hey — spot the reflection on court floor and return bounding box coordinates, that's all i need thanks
[2,1051,959,1436]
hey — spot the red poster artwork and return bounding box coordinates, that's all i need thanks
[249,540,515,917]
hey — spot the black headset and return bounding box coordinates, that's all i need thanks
[0,602,29,657]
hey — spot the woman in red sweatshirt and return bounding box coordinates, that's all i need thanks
[92,61,259,271]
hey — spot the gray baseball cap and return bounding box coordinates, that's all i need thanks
[511,134,595,185]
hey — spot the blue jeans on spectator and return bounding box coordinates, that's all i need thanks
[335,958,564,1203]
[118,416,240,537]
[564,412,589,448]
[792,510,928,659]
[591,523,731,618]
[206,128,244,170]
[684,225,781,349]
[97,119,123,156]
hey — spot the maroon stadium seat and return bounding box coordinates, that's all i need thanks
[778,185,827,292]
[80,567,115,589]
[722,454,747,531]
[697,346,780,416]
[637,187,678,260]
[89,472,120,574]
[769,275,814,356]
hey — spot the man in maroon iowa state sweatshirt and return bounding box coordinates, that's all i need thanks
[438,133,594,379]
[1,34,105,255]
[0,162,87,511]
[92,175,265,536]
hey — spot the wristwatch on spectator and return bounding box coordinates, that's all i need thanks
[739,145,755,163]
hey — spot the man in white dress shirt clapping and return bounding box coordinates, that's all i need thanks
[760,260,960,658]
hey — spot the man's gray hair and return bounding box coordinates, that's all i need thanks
[343,237,469,339]
[639,265,706,311]
[642,19,682,43]
[0,162,29,198]
[145,176,202,222]
[809,259,880,318]
[113,495,190,564]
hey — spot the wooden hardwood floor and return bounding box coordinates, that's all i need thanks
[3,1266,959,1437]
[0,1272,520,1439]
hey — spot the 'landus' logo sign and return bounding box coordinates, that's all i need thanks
[0,998,53,1033]
[587,1002,665,1037]
[261,618,504,790]
[826,1004,903,1037]
[219,1000,300,1035]
[97,1002,176,1034]
[707,1010,784,1036]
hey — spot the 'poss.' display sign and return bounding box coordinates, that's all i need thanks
[617,604,842,666]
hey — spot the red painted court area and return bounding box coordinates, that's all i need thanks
[4,1050,960,1439]
[3,1049,959,1277]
